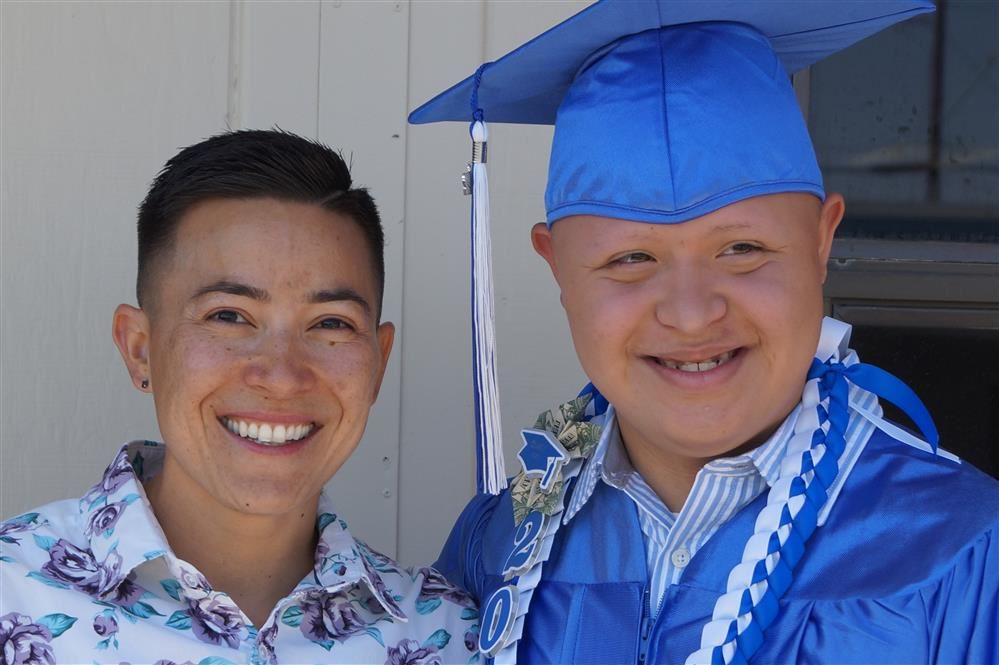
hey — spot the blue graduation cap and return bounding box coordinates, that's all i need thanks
[408,0,934,494]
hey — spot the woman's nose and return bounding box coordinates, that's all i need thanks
[243,334,316,396]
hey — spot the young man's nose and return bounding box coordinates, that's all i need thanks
[653,265,726,335]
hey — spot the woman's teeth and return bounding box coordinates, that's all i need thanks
[656,350,736,373]
[222,418,314,445]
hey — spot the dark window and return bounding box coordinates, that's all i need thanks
[806,0,999,477]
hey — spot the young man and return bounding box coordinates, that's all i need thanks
[0,130,478,664]
[410,2,998,663]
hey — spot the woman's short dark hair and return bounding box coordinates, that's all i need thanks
[136,129,384,315]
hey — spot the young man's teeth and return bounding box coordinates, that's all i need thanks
[659,350,735,372]
[222,418,314,445]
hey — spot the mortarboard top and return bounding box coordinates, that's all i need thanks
[409,0,935,125]
[410,0,935,225]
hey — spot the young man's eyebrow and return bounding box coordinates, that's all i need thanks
[710,222,753,234]
[309,288,371,314]
[191,280,270,302]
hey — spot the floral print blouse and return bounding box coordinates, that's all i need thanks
[0,441,480,665]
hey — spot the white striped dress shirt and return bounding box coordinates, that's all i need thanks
[564,383,881,621]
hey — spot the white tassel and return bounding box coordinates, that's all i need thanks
[471,119,507,494]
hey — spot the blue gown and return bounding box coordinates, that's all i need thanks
[437,427,999,664]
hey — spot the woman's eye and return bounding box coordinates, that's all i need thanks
[315,318,354,332]
[613,252,653,265]
[722,242,763,256]
[208,310,246,324]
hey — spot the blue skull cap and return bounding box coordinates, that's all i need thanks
[408,0,934,225]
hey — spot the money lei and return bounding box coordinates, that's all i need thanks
[510,394,604,525]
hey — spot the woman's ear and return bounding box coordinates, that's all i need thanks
[371,321,396,402]
[113,303,152,391]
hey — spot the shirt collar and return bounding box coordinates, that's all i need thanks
[563,406,616,523]
[78,441,173,593]
[745,404,800,487]
[564,403,801,523]
[78,441,406,620]
[303,492,407,620]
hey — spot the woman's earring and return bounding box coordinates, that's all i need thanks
[141,379,149,390]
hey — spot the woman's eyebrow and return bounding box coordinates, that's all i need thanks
[189,281,370,313]
[309,288,371,314]
[191,280,269,302]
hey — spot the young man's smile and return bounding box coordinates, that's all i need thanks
[647,347,738,372]
[641,345,745,389]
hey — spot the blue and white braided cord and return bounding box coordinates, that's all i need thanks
[685,353,855,665]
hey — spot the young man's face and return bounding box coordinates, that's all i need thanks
[533,192,842,468]
[114,198,393,518]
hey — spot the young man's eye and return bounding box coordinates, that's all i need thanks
[208,310,246,324]
[721,242,763,256]
[613,252,654,265]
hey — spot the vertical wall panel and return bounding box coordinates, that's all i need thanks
[1,1,230,518]
[398,0,486,567]
[398,0,586,566]
[239,0,321,136]
[315,0,410,557]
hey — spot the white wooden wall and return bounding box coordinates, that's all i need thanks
[1,0,588,567]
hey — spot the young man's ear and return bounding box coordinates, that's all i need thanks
[817,193,845,283]
[531,222,561,285]
[112,304,152,392]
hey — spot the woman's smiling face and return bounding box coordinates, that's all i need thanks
[532,192,842,470]
[116,197,393,517]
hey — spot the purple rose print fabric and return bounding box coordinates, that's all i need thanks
[0,441,479,664]
[299,590,367,643]
[417,568,477,610]
[85,501,128,537]
[40,540,126,600]
[186,597,243,650]
[0,612,56,665]
[386,637,445,665]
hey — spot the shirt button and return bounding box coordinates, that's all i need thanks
[671,547,691,568]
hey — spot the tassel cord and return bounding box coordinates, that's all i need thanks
[470,118,506,494]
